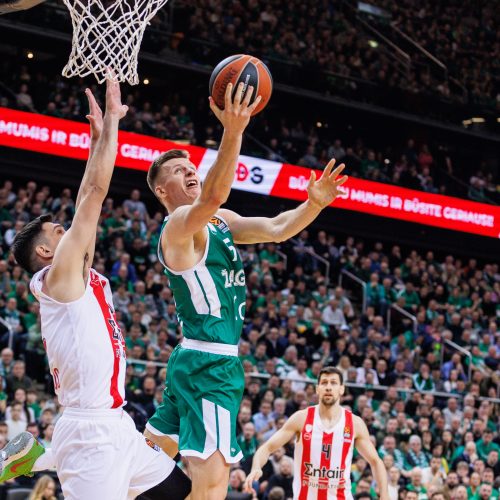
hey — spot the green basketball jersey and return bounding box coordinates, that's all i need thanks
[158,214,246,345]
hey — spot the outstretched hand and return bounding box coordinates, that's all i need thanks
[243,469,262,494]
[209,82,262,134]
[104,78,128,120]
[307,158,348,210]
[85,88,103,143]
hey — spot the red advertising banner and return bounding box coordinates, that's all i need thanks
[1,107,499,238]
[271,165,500,239]
[0,107,206,169]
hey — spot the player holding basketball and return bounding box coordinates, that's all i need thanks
[143,81,347,499]
[244,367,389,500]
[2,79,191,500]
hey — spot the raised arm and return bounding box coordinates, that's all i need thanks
[72,88,104,266]
[354,415,389,500]
[46,80,128,302]
[75,87,103,210]
[244,410,304,492]
[219,159,347,244]
[165,83,262,240]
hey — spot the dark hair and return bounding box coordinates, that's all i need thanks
[11,214,52,274]
[147,149,189,194]
[317,366,344,385]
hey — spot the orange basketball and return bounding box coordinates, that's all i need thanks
[209,54,273,116]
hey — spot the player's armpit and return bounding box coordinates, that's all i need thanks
[262,409,305,451]
[46,189,104,302]
[353,415,390,500]
[352,415,380,466]
[166,201,221,241]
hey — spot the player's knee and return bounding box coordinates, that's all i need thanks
[189,452,229,488]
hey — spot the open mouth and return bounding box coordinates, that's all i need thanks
[186,180,198,188]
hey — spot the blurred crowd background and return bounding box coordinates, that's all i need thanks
[0,179,498,499]
[0,0,498,499]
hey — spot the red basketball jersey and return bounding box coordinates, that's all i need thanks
[293,405,354,500]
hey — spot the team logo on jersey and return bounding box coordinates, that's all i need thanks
[209,216,229,233]
[145,438,161,452]
[303,423,313,441]
[343,426,352,442]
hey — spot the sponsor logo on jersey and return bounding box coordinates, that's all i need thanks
[303,463,346,481]
[222,269,246,288]
[145,438,161,452]
[209,216,229,233]
[301,479,345,490]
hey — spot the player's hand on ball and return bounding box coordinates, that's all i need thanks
[244,469,262,493]
[104,78,128,120]
[209,82,262,133]
[85,88,103,143]
[307,159,348,210]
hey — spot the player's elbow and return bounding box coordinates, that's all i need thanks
[82,184,107,203]
[199,192,227,210]
[270,223,285,243]
[368,455,384,471]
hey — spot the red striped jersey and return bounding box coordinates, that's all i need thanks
[30,267,126,409]
[293,405,354,500]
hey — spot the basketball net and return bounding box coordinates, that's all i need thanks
[61,0,169,85]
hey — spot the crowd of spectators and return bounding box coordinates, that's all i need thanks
[2,2,500,122]
[1,58,497,206]
[4,0,499,112]
[0,177,498,499]
[369,0,499,109]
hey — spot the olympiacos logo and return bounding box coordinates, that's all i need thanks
[303,423,313,440]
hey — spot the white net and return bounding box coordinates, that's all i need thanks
[61,0,169,85]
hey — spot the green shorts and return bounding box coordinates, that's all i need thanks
[146,344,244,463]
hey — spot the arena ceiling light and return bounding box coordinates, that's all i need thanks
[368,40,379,48]
[462,117,486,128]
[0,0,46,15]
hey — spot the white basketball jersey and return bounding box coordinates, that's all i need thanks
[293,406,354,500]
[30,267,126,409]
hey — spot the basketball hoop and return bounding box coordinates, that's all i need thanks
[61,0,169,85]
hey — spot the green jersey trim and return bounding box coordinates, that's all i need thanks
[157,217,222,319]
[194,269,212,315]
[156,217,210,275]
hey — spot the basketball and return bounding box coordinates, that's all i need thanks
[209,54,273,116]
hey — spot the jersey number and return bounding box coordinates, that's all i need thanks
[223,238,237,262]
[322,443,331,460]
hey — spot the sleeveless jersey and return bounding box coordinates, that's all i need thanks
[293,406,354,500]
[158,215,246,345]
[30,267,126,409]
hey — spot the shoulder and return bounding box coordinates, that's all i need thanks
[216,208,239,226]
[287,408,310,429]
[352,413,368,436]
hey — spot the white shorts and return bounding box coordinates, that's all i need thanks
[52,407,175,500]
